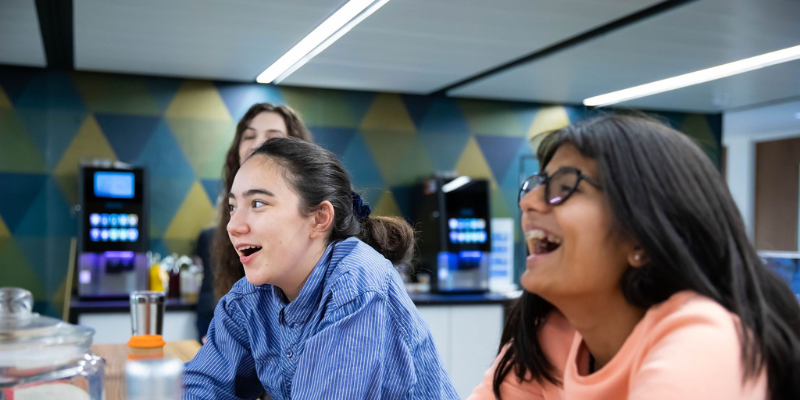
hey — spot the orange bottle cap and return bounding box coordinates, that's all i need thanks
[127,334,166,348]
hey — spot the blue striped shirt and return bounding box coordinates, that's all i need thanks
[183,237,459,400]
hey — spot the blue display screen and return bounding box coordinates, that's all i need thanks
[94,172,135,199]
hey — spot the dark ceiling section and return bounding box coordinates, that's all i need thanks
[430,0,698,96]
[35,0,74,69]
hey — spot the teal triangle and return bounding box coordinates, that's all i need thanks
[0,173,48,232]
[201,179,222,205]
[341,133,385,205]
[311,126,357,160]
[419,97,470,133]
[475,135,526,182]
[135,120,195,180]
[43,236,73,294]
[14,237,48,287]
[215,82,286,122]
[0,67,40,105]
[15,178,76,236]
[146,76,183,113]
[417,130,471,172]
[342,90,375,124]
[149,239,172,258]
[15,71,85,112]
[17,109,85,170]
[96,113,161,163]
[148,176,195,238]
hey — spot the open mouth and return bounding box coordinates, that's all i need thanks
[238,245,262,257]
[525,229,562,255]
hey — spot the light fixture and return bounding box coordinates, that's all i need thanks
[442,176,471,193]
[256,0,390,84]
[583,44,800,107]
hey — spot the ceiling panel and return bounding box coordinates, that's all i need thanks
[74,0,348,81]
[450,0,800,112]
[0,0,46,67]
[281,0,664,94]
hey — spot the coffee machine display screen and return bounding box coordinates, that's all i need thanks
[94,172,135,198]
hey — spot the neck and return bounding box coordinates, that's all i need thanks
[554,291,645,370]
[278,239,328,302]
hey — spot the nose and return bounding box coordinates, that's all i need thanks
[227,207,250,236]
[519,182,549,214]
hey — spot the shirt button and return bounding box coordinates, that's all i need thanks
[287,348,293,359]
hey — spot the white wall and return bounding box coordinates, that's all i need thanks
[723,99,800,241]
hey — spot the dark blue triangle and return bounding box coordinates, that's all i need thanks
[400,94,437,131]
[310,126,357,160]
[390,185,415,220]
[341,90,375,124]
[0,66,41,105]
[419,97,470,133]
[14,71,86,112]
[201,179,222,205]
[96,113,162,163]
[135,120,195,180]
[0,173,48,232]
[146,76,183,113]
[475,135,526,182]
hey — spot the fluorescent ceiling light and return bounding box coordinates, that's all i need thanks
[442,176,472,193]
[256,0,390,84]
[583,44,800,107]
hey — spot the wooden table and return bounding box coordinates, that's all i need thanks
[92,340,202,400]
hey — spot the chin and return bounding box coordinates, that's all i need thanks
[244,272,271,286]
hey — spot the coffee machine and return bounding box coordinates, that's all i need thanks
[77,165,149,298]
[412,176,491,293]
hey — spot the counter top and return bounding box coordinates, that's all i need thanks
[408,291,520,305]
[92,340,201,400]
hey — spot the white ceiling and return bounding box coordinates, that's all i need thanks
[280,0,663,94]
[74,0,348,81]
[449,0,800,112]
[4,0,799,112]
[0,0,46,67]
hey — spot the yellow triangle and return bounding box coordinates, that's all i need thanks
[0,216,9,238]
[163,239,194,257]
[455,138,496,189]
[164,181,216,240]
[53,116,118,205]
[374,191,402,217]
[527,106,571,142]
[165,80,232,121]
[0,86,11,108]
[360,93,416,133]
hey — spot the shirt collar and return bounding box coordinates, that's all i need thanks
[276,241,337,326]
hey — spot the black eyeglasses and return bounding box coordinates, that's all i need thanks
[518,167,601,206]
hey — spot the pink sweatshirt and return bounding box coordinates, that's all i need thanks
[467,291,767,400]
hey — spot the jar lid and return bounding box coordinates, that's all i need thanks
[0,287,94,368]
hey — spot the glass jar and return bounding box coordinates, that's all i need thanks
[0,287,104,400]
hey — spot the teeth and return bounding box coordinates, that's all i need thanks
[526,230,546,240]
[237,245,260,251]
[547,235,562,245]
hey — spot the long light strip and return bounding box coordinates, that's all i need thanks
[583,44,800,107]
[256,0,390,84]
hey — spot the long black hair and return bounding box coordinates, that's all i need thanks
[247,137,415,266]
[494,114,800,399]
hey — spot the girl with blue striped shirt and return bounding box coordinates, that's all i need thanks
[184,137,459,400]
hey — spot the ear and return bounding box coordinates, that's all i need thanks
[309,200,335,239]
[628,246,650,268]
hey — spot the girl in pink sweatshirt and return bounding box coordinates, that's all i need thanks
[468,114,800,400]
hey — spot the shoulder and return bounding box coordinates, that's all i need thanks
[325,237,399,305]
[642,291,741,344]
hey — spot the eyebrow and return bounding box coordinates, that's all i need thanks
[245,126,285,133]
[227,188,275,199]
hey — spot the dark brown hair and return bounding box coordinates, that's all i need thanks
[212,103,313,300]
[494,114,800,399]
[247,137,414,266]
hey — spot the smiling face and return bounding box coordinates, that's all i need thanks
[226,155,317,290]
[519,144,635,304]
[237,112,289,166]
